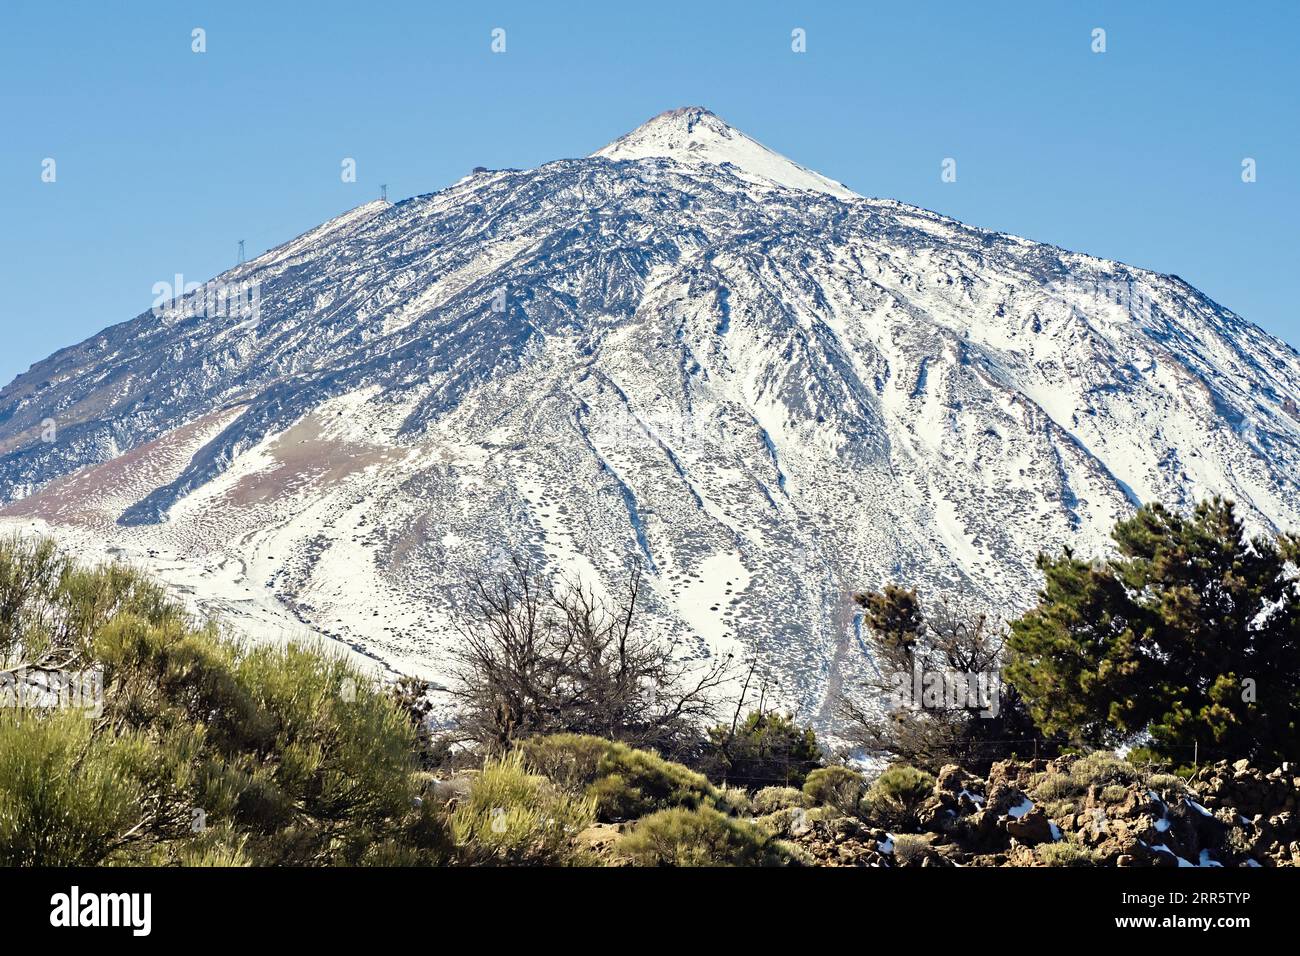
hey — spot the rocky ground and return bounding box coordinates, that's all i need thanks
[775,756,1299,867]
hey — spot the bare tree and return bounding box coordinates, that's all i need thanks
[447,556,736,757]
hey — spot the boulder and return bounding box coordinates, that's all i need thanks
[936,764,973,795]
[1006,808,1055,846]
[985,781,1026,817]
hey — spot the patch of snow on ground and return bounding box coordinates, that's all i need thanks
[1007,797,1035,819]
[669,549,750,658]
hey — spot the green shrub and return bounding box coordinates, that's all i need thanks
[715,785,753,816]
[516,733,614,793]
[620,806,791,866]
[593,743,718,820]
[1042,798,1077,820]
[0,710,153,866]
[1147,772,1185,796]
[755,804,831,839]
[890,834,930,866]
[752,786,808,814]
[1070,752,1144,790]
[1036,838,1098,867]
[704,711,823,788]
[803,766,865,814]
[1099,784,1129,805]
[1032,772,1078,802]
[863,765,935,829]
[1031,754,1146,807]
[450,752,594,865]
[232,642,419,837]
[1,536,440,867]
[174,825,251,867]
[520,734,718,822]
[0,535,182,667]
[755,807,799,838]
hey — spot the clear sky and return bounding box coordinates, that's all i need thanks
[2,0,1296,387]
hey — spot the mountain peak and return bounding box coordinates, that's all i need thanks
[592,106,857,199]
[628,105,733,135]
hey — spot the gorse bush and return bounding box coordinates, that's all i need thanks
[1031,773,1078,802]
[516,733,613,793]
[754,804,828,839]
[869,765,936,805]
[1069,752,1145,790]
[172,825,252,867]
[0,535,183,669]
[1099,784,1129,805]
[619,806,791,867]
[592,743,716,819]
[1026,753,1171,828]
[889,834,930,866]
[714,785,753,816]
[1032,752,1147,806]
[0,709,152,866]
[1147,772,1186,797]
[105,625,429,865]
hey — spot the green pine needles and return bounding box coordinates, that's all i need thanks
[1007,497,1300,764]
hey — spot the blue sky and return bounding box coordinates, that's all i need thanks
[2,0,1296,386]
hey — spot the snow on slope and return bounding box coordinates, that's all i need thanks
[4,107,1300,716]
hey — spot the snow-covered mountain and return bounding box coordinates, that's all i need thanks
[4,106,1300,714]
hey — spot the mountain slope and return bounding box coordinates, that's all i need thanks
[4,107,1300,713]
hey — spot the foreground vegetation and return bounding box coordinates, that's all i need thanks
[1,496,1296,866]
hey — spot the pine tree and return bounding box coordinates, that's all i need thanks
[837,588,1045,772]
[858,585,924,656]
[1006,497,1300,764]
